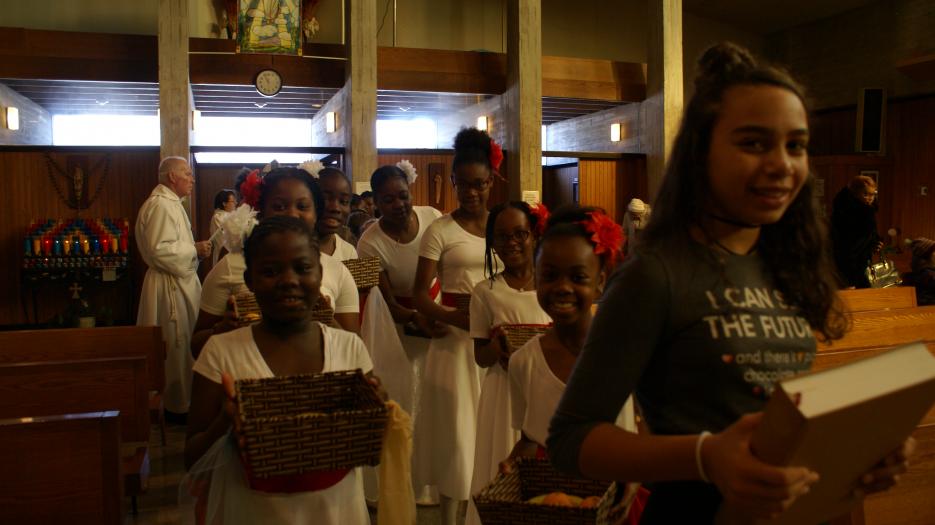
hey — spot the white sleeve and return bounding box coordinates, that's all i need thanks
[351,334,374,374]
[136,199,197,277]
[200,257,233,316]
[356,233,379,261]
[418,219,445,261]
[469,282,494,339]
[333,263,361,314]
[192,335,225,384]
[508,351,527,432]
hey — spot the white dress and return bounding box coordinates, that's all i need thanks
[199,252,359,319]
[466,275,551,525]
[189,324,373,525]
[330,235,358,261]
[210,209,228,237]
[416,214,491,500]
[200,252,248,316]
[357,206,442,490]
[135,184,202,413]
[509,336,636,448]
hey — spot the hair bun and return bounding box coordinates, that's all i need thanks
[453,127,492,155]
[696,42,757,89]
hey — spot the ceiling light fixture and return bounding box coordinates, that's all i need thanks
[610,122,621,142]
[477,115,488,131]
[326,111,336,133]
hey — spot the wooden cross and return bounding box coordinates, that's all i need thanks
[69,282,83,299]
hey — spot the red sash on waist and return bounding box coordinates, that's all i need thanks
[441,292,471,310]
[395,280,440,309]
[245,465,351,494]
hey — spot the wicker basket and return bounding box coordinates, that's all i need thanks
[500,324,550,354]
[234,370,388,488]
[233,291,261,322]
[230,292,338,327]
[311,295,340,327]
[343,256,382,290]
[474,457,636,525]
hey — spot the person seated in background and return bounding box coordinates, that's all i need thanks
[830,175,882,288]
[904,237,935,306]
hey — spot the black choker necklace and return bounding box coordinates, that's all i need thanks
[710,238,757,256]
[708,213,760,229]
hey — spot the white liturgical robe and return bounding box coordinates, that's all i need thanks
[136,184,202,413]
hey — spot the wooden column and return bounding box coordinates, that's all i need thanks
[343,0,377,187]
[504,0,542,202]
[641,0,683,201]
[157,0,192,211]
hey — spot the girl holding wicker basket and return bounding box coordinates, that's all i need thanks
[184,215,385,524]
[465,201,553,525]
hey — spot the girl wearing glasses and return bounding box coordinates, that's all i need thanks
[465,201,552,525]
[412,127,500,524]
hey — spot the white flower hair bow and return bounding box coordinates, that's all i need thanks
[396,159,418,185]
[298,160,325,179]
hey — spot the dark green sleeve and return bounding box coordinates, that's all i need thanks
[547,251,671,475]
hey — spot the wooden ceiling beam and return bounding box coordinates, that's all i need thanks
[0,28,645,103]
[0,28,158,82]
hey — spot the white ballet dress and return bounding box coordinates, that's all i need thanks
[415,214,491,500]
[357,206,442,490]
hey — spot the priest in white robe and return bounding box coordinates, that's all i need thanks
[136,157,211,415]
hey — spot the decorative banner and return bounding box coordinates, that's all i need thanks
[238,0,302,55]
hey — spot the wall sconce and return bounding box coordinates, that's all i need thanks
[191,109,202,131]
[326,111,337,133]
[477,115,488,131]
[610,122,621,142]
[4,107,19,131]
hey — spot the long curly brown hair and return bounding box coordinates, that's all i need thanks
[642,42,847,342]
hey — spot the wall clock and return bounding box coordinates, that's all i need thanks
[254,69,282,97]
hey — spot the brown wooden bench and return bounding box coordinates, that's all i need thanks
[0,411,123,524]
[815,305,935,525]
[0,356,151,515]
[0,326,167,444]
[837,286,917,313]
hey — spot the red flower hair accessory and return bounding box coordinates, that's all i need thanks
[239,169,263,209]
[529,203,550,236]
[581,211,625,266]
[489,139,504,172]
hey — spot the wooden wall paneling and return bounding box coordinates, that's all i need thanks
[542,164,578,211]
[578,159,619,220]
[888,96,935,239]
[0,148,160,326]
[810,95,935,240]
[577,157,647,223]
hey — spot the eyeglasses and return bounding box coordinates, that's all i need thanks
[453,177,492,192]
[494,230,531,245]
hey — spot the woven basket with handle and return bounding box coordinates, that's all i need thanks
[234,370,388,480]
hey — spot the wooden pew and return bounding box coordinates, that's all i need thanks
[0,325,167,443]
[0,356,151,515]
[0,411,123,524]
[816,305,935,525]
[837,287,917,313]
